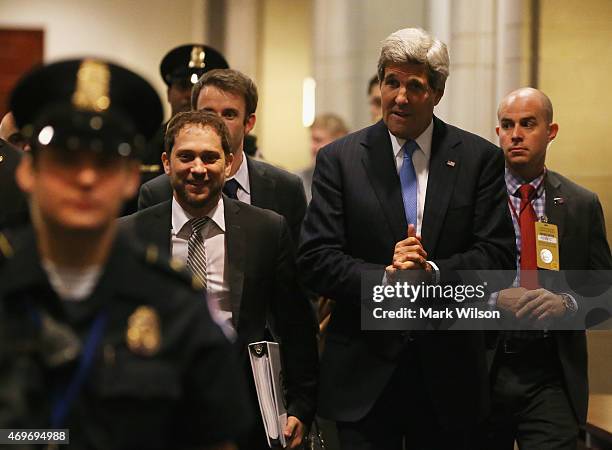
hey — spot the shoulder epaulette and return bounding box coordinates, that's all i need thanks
[141,244,202,291]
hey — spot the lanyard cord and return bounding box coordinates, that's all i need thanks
[507,175,545,223]
[50,311,108,428]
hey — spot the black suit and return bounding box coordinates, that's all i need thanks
[483,170,612,450]
[0,139,28,228]
[297,118,515,446]
[119,197,318,444]
[136,155,307,244]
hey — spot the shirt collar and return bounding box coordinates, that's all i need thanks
[388,119,434,159]
[227,152,250,194]
[504,166,546,198]
[171,195,226,237]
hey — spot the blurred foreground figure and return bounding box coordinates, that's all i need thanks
[0,58,249,450]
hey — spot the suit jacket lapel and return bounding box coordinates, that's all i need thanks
[362,120,407,243]
[420,116,462,256]
[544,171,567,242]
[247,156,277,211]
[223,196,245,328]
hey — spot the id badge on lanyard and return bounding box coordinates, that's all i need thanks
[507,175,560,271]
[535,218,560,271]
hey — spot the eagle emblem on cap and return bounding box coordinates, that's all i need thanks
[71,59,111,112]
[189,45,206,69]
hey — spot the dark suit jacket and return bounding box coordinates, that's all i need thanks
[496,170,611,424]
[297,118,516,427]
[0,139,28,228]
[136,155,307,244]
[118,197,318,424]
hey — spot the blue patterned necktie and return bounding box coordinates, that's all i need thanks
[399,140,419,226]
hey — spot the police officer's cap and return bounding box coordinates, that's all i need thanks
[10,58,163,159]
[160,44,228,86]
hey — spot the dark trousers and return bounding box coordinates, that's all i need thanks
[481,338,578,450]
[336,344,475,450]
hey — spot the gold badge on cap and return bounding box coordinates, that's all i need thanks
[72,59,111,112]
[126,306,161,356]
[189,45,206,69]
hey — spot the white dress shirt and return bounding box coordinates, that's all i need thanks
[170,196,235,334]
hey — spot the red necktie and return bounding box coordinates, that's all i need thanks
[518,184,538,289]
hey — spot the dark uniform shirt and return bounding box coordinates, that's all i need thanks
[0,227,251,450]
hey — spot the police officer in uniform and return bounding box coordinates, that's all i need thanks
[0,58,250,450]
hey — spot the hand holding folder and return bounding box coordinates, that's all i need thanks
[248,341,288,448]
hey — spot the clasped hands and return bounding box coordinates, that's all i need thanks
[497,287,567,328]
[385,224,432,278]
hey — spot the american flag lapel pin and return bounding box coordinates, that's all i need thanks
[446,160,456,167]
[553,197,565,205]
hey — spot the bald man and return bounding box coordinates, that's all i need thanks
[483,88,612,450]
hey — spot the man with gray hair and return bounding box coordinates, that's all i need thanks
[298,27,515,449]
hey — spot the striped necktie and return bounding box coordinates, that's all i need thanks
[187,216,210,289]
